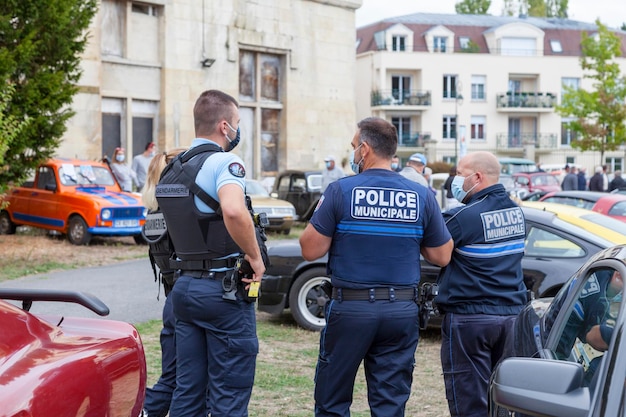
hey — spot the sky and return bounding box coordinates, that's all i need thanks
[355,0,626,29]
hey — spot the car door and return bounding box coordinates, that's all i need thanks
[27,166,63,229]
[541,260,625,387]
[522,219,600,298]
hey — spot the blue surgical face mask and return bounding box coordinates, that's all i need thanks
[325,161,332,169]
[451,173,477,203]
[391,162,399,170]
[349,144,363,175]
[225,122,241,151]
[116,154,125,162]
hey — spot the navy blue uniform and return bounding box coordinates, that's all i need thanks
[310,169,451,417]
[436,183,526,417]
[157,138,257,417]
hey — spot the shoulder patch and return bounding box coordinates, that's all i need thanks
[228,162,246,178]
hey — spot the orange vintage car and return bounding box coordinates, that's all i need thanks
[0,158,147,245]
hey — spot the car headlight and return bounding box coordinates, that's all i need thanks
[101,209,112,220]
[142,208,148,217]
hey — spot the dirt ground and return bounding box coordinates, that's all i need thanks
[0,227,147,281]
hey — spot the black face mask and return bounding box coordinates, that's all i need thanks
[225,123,241,152]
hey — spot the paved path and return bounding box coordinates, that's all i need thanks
[0,258,165,324]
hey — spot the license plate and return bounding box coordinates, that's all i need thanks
[114,219,139,227]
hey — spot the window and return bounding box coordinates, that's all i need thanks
[443,116,457,140]
[561,119,579,146]
[392,76,411,103]
[239,51,284,176]
[550,39,563,53]
[471,116,486,140]
[459,37,470,49]
[501,37,536,56]
[471,75,486,100]
[443,75,458,99]
[605,157,623,173]
[434,36,447,53]
[101,0,161,62]
[392,117,412,145]
[524,226,585,258]
[562,77,580,99]
[392,35,406,51]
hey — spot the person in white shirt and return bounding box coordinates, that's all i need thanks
[132,142,157,192]
[399,152,428,187]
[321,155,345,192]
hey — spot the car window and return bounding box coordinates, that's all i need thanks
[36,166,56,190]
[546,267,623,386]
[277,176,291,193]
[58,164,116,186]
[544,196,594,210]
[515,176,529,186]
[307,174,322,191]
[292,177,306,193]
[525,226,585,258]
[608,201,626,217]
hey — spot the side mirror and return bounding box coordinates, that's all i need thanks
[45,183,57,192]
[490,358,590,417]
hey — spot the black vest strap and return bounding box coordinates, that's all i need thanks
[162,143,224,215]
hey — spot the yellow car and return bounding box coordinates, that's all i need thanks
[521,201,626,245]
[246,179,296,234]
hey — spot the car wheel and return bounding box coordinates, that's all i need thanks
[288,267,330,331]
[0,211,16,235]
[67,215,92,245]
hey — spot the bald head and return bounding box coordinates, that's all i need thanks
[456,152,501,200]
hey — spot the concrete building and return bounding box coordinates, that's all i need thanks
[356,13,626,173]
[61,0,361,181]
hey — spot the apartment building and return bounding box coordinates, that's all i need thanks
[356,13,626,172]
[61,0,361,180]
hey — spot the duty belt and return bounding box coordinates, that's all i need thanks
[332,287,417,302]
[181,270,229,280]
[170,257,237,270]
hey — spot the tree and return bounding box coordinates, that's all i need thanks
[557,21,626,163]
[501,0,568,18]
[455,0,491,15]
[0,84,29,197]
[546,0,568,18]
[0,0,97,186]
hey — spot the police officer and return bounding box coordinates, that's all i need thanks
[140,148,186,417]
[299,117,453,417]
[156,90,266,417]
[435,151,527,417]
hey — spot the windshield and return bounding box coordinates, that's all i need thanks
[59,164,116,186]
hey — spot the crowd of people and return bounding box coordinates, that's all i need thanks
[133,88,619,417]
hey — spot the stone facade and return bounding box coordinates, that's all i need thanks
[61,0,361,180]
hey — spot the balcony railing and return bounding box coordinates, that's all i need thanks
[496,92,557,109]
[371,90,432,107]
[398,131,431,147]
[496,132,558,150]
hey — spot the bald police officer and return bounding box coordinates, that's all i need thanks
[300,117,453,417]
[435,151,527,417]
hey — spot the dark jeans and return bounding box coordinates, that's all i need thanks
[169,275,258,417]
[440,313,516,417]
[314,299,420,417]
[143,295,176,417]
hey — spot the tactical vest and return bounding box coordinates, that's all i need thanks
[142,209,176,295]
[155,143,241,266]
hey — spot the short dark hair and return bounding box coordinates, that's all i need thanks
[356,117,397,159]
[144,141,155,151]
[193,90,239,136]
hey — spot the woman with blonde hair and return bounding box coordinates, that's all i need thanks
[141,148,187,210]
[110,147,138,192]
[141,147,186,417]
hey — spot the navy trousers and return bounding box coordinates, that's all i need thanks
[169,275,258,417]
[143,295,176,417]
[314,298,420,417]
[440,313,516,417]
